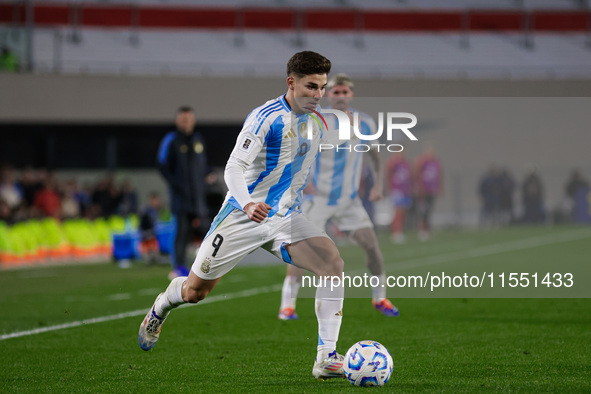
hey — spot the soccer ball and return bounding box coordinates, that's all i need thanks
[343,340,393,387]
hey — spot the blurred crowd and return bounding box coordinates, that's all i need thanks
[479,166,590,226]
[2,162,588,231]
[0,165,139,224]
[478,166,518,226]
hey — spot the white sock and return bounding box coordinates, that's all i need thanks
[154,276,186,317]
[315,278,344,360]
[371,273,387,302]
[280,275,301,310]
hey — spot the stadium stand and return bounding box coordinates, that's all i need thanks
[11,0,591,10]
[1,0,590,267]
[1,0,590,78]
[29,29,591,78]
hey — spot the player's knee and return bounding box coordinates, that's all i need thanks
[183,286,209,303]
[366,247,384,265]
[324,255,344,277]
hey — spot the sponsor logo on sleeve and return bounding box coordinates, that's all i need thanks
[239,137,253,152]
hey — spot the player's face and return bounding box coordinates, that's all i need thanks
[289,73,327,113]
[176,111,196,134]
[327,84,354,111]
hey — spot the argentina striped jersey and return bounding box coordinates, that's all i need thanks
[225,95,326,218]
[311,109,377,206]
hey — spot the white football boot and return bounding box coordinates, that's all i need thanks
[138,293,168,351]
[312,350,345,379]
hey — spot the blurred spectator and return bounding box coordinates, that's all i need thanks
[33,175,62,218]
[499,169,516,225]
[521,169,546,224]
[0,200,13,224]
[74,181,92,217]
[92,175,121,217]
[118,179,139,216]
[204,169,225,221]
[478,165,501,226]
[140,192,162,241]
[0,46,19,72]
[91,179,108,216]
[61,179,81,219]
[565,169,589,202]
[0,166,23,212]
[106,176,123,217]
[157,106,213,278]
[414,147,443,241]
[36,168,49,185]
[386,152,412,243]
[479,165,512,226]
[18,166,40,207]
[565,169,589,220]
[139,192,163,262]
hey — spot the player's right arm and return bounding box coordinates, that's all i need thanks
[224,110,274,223]
[225,160,271,223]
[243,202,271,223]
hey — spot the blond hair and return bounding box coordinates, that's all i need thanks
[327,73,354,91]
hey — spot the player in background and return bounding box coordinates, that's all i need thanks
[386,152,413,244]
[414,146,443,241]
[139,51,347,380]
[278,74,399,321]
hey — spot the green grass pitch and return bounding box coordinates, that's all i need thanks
[1,225,590,392]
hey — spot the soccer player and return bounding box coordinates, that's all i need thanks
[139,51,346,380]
[278,74,399,321]
[386,152,412,243]
[414,147,443,241]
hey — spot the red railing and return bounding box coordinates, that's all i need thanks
[0,3,589,32]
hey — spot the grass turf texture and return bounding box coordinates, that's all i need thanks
[1,226,590,392]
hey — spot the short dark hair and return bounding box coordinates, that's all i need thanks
[286,51,331,78]
[177,106,194,113]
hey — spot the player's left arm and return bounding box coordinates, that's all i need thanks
[367,148,383,202]
[303,169,317,196]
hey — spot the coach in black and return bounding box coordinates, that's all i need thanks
[158,106,212,278]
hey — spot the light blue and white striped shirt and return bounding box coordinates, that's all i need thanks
[225,95,327,217]
[310,109,377,206]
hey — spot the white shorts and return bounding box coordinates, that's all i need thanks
[302,195,373,233]
[191,203,329,280]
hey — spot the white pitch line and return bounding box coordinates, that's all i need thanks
[3,228,589,341]
[137,288,164,296]
[0,284,282,342]
[106,293,132,301]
